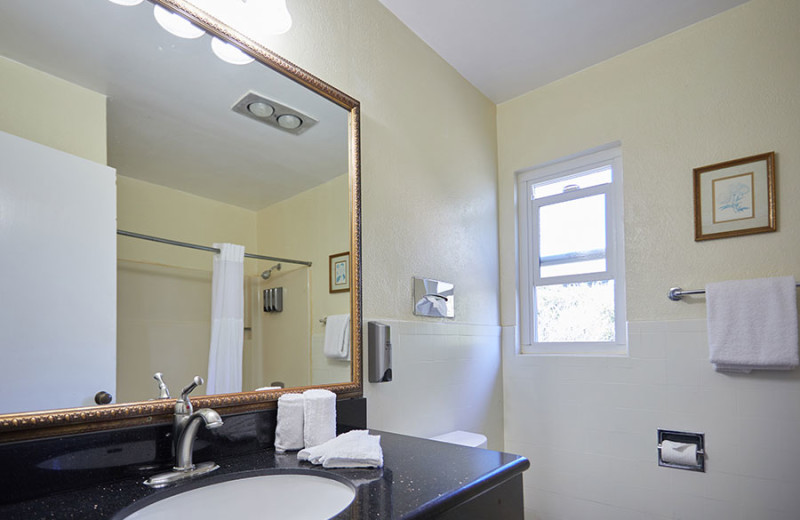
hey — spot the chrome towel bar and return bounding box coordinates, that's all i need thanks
[668,283,800,301]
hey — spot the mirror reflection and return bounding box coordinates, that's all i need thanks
[0,0,353,415]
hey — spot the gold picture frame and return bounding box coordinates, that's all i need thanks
[693,152,776,241]
[329,251,350,293]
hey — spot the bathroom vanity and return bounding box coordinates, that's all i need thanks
[0,400,529,519]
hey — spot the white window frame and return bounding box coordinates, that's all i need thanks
[517,143,627,355]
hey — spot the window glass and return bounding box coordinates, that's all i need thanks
[535,280,615,342]
[538,194,606,277]
[532,166,611,199]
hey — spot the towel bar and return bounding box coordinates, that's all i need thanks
[668,283,800,301]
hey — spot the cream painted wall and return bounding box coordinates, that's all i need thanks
[117,176,259,398]
[117,176,258,272]
[255,174,350,386]
[499,0,800,518]
[203,0,500,326]
[199,0,503,443]
[0,56,106,164]
[256,174,350,335]
[498,0,800,325]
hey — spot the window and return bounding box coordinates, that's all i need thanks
[517,143,626,355]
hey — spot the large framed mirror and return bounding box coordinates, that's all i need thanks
[0,0,361,441]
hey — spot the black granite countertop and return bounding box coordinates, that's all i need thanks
[0,430,529,519]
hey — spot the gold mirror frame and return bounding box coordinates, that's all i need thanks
[0,0,362,442]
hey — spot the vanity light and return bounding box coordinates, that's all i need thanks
[247,101,275,118]
[153,4,205,39]
[211,37,255,65]
[108,0,145,5]
[260,0,293,35]
[277,114,302,130]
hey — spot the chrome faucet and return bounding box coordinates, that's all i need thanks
[144,375,224,488]
[174,408,223,471]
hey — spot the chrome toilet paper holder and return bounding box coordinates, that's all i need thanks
[657,429,705,472]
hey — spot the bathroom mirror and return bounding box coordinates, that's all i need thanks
[0,0,361,441]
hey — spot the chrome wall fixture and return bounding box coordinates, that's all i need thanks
[232,91,318,135]
[264,287,283,312]
[413,277,454,318]
[668,283,800,301]
[118,230,311,266]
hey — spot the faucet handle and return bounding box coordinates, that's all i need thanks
[153,372,170,399]
[178,376,204,414]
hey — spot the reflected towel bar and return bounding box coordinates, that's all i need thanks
[668,283,800,301]
[118,229,312,266]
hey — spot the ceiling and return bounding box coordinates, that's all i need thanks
[0,0,348,211]
[378,0,750,104]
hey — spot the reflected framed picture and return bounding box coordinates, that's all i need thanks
[329,251,350,293]
[693,152,776,241]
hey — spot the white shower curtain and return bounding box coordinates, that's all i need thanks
[206,243,245,395]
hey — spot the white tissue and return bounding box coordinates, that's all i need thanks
[661,440,698,466]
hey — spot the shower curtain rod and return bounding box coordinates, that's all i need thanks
[117,229,312,267]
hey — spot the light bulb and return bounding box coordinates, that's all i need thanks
[211,37,255,65]
[153,5,205,39]
[247,102,274,118]
[277,114,302,130]
[261,0,292,35]
[108,0,145,5]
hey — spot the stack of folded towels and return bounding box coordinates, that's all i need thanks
[298,429,383,469]
[273,389,383,468]
[275,389,336,452]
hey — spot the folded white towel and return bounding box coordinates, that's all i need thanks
[323,314,351,360]
[303,389,337,448]
[298,429,366,464]
[274,393,304,452]
[323,433,383,469]
[298,430,383,469]
[707,276,799,372]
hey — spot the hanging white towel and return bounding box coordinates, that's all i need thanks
[323,314,351,360]
[207,243,245,394]
[706,276,799,372]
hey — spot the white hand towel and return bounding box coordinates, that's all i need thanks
[297,430,368,464]
[297,430,383,469]
[274,393,304,452]
[303,389,337,448]
[707,276,799,372]
[323,314,351,360]
[323,432,383,469]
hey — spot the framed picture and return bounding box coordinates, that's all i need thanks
[693,152,776,241]
[329,252,350,293]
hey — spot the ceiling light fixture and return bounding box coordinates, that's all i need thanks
[259,0,293,35]
[107,0,145,5]
[247,101,275,118]
[153,4,205,39]
[210,37,255,65]
[191,0,292,36]
[276,114,302,130]
[232,91,317,135]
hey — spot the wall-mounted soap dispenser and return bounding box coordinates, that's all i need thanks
[368,321,392,382]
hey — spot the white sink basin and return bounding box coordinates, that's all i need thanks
[122,473,355,520]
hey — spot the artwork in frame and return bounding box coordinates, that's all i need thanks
[693,152,776,241]
[329,251,350,293]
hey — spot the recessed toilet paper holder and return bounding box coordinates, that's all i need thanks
[657,429,705,472]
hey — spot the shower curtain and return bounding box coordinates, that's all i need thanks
[207,243,245,395]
